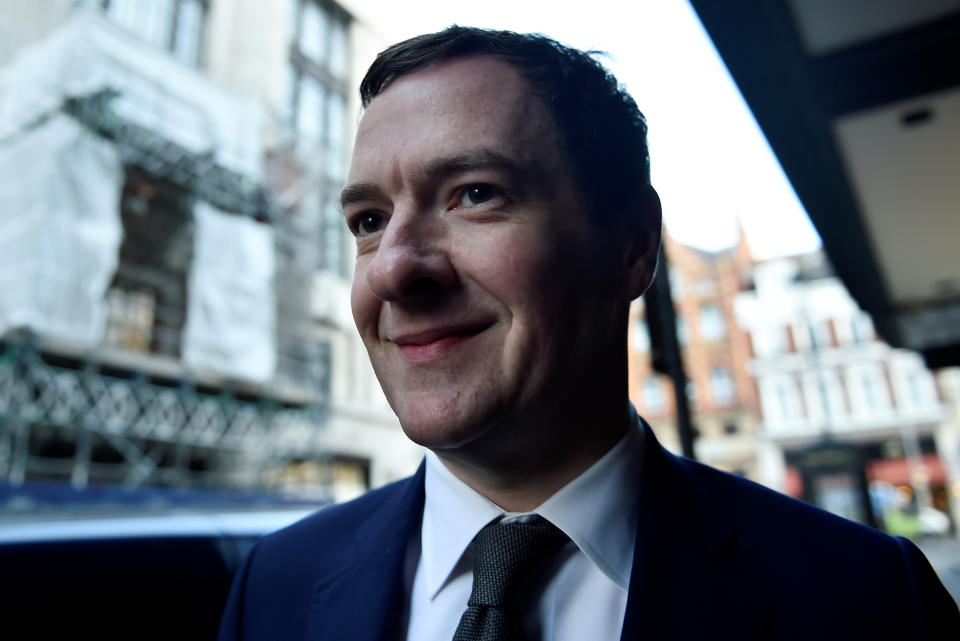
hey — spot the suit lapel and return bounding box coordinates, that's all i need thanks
[620,424,771,640]
[309,462,426,641]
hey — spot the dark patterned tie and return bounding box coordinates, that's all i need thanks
[452,517,569,641]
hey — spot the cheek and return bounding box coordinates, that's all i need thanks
[350,269,378,336]
[469,231,558,304]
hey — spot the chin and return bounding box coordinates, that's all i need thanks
[394,400,500,453]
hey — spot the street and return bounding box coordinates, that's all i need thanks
[918,537,960,606]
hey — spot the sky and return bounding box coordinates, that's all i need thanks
[351,0,823,260]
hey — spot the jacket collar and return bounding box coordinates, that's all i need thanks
[307,421,773,641]
[620,421,771,640]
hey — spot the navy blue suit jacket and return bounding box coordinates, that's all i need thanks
[218,424,958,640]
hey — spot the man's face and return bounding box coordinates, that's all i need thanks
[344,56,629,456]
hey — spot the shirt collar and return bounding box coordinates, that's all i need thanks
[421,450,502,599]
[420,408,645,598]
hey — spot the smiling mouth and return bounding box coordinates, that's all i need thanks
[392,323,491,363]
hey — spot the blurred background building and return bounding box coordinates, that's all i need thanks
[628,232,761,479]
[737,252,956,534]
[630,231,959,536]
[0,0,421,503]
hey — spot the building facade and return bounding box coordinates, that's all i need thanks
[736,253,957,532]
[0,0,421,501]
[629,231,762,479]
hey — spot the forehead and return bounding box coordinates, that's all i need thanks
[349,56,562,183]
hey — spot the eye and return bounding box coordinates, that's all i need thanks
[460,184,502,207]
[350,212,386,236]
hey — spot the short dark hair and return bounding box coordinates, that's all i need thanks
[359,26,651,227]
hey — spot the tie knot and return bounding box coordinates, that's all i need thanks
[468,517,568,607]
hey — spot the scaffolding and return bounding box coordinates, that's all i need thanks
[0,12,332,492]
[0,335,328,489]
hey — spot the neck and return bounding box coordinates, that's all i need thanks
[434,397,632,512]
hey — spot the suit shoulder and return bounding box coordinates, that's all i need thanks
[678,456,896,552]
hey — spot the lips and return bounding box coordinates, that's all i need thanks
[390,323,491,363]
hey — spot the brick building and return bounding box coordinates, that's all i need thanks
[628,230,761,478]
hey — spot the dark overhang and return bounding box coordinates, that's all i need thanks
[689,0,960,368]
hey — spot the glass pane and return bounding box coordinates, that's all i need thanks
[710,367,734,404]
[676,316,689,344]
[296,74,325,142]
[321,197,343,274]
[699,304,726,340]
[172,0,204,67]
[668,268,683,300]
[299,1,328,62]
[287,0,300,43]
[329,16,347,79]
[280,64,298,124]
[325,91,346,177]
[106,0,139,30]
[145,0,175,49]
[632,317,650,351]
[643,378,663,412]
[107,0,174,50]
[295,189,323,270]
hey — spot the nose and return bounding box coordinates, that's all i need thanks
[364,211,456,303]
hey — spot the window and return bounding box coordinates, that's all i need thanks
[709,366,735,405]
[676,316,690,345]
[299,1,330,62]
[105,289,156,353]
[850,313,874,343]
[295,74,326,143]
[905,369,934,409]
[860,370,890,412]
[759,326,789,356]
[699,304,726,341]
[668,268,684,300]
[286,0,352,276]
[102,0,207,67]
[816,368,846,418]
[107,168,193,357]
[288,0,350,147]
[632,317,651,352]
[692,277,716,297]
[642,377,664,413]
[774,376,803,421]
[809,319,833,349]
[321,197,344,276]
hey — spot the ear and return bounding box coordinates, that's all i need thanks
[622,185,662,301]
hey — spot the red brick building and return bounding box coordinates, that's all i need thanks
[628,230,761,478]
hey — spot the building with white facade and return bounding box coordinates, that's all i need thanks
[736,252,957,530]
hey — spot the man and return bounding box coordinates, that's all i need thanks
[219,26,958,640]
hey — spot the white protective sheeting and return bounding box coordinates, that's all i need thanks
[0,9,262,178]
[183,204,277,383]
[0,115,123,346]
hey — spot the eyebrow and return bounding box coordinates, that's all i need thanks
[339,148,525,210]
[339,182,385,211]
[421,149,520,181]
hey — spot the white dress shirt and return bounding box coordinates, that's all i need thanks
[403,412,645,641]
